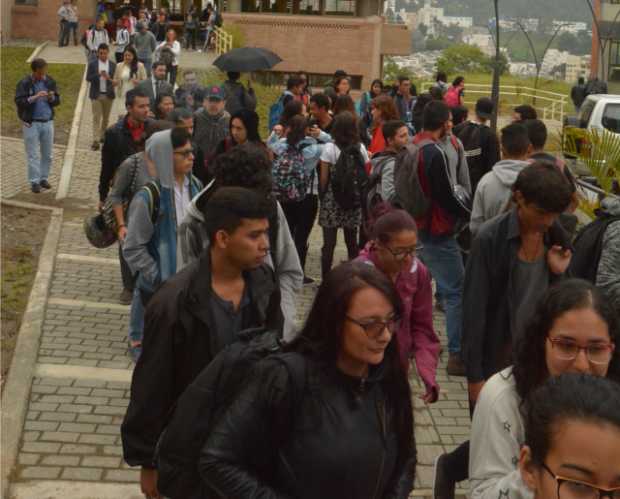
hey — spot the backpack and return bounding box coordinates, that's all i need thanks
[158,47,175,67]
[81,26,94,49]
[214,10,223,27]
[444,86,461,108]
[393,139,434,219]
[568,212,620,282]
[454,122,483,177]
[156,329,306,499]
[364,151,396,215]
[330,144,368,210]
[268,91,293,131]
[272,144,309,203]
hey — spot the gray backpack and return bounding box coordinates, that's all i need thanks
[393,139,434,218]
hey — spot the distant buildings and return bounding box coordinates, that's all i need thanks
[591,0,620,89]
[413,0,472,36]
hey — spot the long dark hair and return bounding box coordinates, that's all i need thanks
[369,78,384,96]
[230,109,262,144]
[513,279,620,403]
[331,111,360,150]
[123,45,139,78]
[286,114,307,149]
[524,373,620,465]
[279,99,304,128]
[287,262,414,475]
[333,95,356,116]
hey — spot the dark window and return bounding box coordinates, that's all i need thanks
[579,99,596,128]
[15,0,38,5]
[602,103,620,133]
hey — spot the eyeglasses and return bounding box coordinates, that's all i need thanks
[383,244,421,261]
[542,462,620,498]
[346,315,400,339]
[546,337,615,365]
[173,148,194,158]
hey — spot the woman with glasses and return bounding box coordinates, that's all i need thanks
[200,262,416,499]
[355,205,440,403]
[519,373,620,499]
[469,279,620,499]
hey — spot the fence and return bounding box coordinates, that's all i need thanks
[213,26,233,56]
[420,82,569,124]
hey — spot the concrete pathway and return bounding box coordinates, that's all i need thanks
[3,45,471,499]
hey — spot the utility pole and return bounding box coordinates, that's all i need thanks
[490,0,500,132]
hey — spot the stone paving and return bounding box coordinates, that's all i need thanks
[4,45,471,498]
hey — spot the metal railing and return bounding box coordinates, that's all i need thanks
[420,82,569,123]
[213,26,233,56]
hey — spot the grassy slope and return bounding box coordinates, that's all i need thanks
[1,46,84,144]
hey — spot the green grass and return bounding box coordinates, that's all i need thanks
[1,46,84,145]
[193,68,281,138]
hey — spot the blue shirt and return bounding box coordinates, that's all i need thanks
[32,79,53,121]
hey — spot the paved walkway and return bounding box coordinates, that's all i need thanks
[4,45,470,499]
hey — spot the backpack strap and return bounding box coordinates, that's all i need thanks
[143,180,161,225]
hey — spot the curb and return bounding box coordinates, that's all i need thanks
[56,65,87,201]
[26,41,48,64]
[1,202,63,498]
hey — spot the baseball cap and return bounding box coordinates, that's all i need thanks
[475,97,494,120]
[206,85,224,101]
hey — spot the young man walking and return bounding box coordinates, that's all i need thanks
[135,61,173,113]
[393,75,416,133]
[122,186,282,499]
[15,58,60,193]
[369,120,409,205]
[453,97,500,194]
[133,21,157,77]
[86,43,116,151]
[469,123,532,235]
[99,88,151,305]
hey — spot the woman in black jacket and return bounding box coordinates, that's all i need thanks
[199,262,416,499]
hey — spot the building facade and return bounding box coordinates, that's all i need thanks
[592,0,620,90]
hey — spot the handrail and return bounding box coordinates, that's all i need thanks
[576,178,619,198]
[213,26,233,56]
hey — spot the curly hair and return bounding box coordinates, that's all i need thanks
[212,143,272,193]
[513,278,620,405]
[371,94,399,130]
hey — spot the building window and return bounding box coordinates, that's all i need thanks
[241,0,355,14]
[608,40,620,81]
[602,103,620,132]
[15,0,38,5]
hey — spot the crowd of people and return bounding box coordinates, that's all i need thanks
[14,49,620,499]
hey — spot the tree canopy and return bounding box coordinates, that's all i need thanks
[437,44,509,75]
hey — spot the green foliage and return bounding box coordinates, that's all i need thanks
[383,58,413,84]
[224,23,246,49]
[425,36,452,51]
[437,44,507,75]
[1,46,84,144]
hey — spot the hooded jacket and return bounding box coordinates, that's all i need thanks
[177,183,303,340]
[355,247,440,400]
[122,250,283,468]
[469,159,530,235]
[193,107,230,168]
[123,129,203,294]
[596,197,620,309]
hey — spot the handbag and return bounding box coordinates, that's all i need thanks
[101,154,141,235]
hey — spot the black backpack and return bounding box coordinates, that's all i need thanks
[330,144,368,210]
[568,212,620,282]
[156,329,306,499]
[454,122,482,175]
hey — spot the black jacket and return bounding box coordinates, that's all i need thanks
[453,121,500,193]
[86,58,117,100]
[200,355,414,499]
[462,209,564,382]
[122,251,283,468]
[99,116,151,202]
[14,75,60,124]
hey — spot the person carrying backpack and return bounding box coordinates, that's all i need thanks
[268,115,328,282]
[268,75,304,131]
[318,111,370,278]
[122,127,203,360]
[197,261,415,499]
[569,196,620,309]
[443,76,465,109]
[122,187,283,499]
[453,97,500,194]
[222,71,256,116]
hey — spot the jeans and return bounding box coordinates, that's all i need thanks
[321,226,358,278]
[185,27,198,49]
[167,65,178,86]
[23,120,54,185]
[139,58,153,77]
[281,195,318,272]
[417,231,464,354]
[61,21,78,46]
[58,20,68,46]
[128,287,145,344]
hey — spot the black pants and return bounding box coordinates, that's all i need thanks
[321,226,358,278]
[441,396,476,482]
[119,243,135,292]
[167,65,178,86]
[185,27,198,49]
[280,195,318,272]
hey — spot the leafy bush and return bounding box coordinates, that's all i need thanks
[437,44,509,76]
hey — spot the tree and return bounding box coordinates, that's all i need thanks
[557,31,579,53]
[426,36,452,51]
[437,44,507,75]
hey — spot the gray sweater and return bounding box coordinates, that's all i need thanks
[133,30,157,60]
[107,153,153,207]
[596,197,620,309]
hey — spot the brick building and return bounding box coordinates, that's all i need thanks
[5,0,410,87]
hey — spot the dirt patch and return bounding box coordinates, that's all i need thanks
[1,204,51,391]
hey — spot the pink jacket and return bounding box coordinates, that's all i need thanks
[355,247,441,400]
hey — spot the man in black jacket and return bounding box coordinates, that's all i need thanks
[122,186,282,499]
[14,58,60,193]
[86,43,116,151]
[99,88,151,304]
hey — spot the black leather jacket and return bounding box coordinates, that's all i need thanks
[199,355,414,499]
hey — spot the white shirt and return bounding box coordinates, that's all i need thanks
[98,59,110,94]
[173,176,191,227]
[320,142,370,165]
[155,40,181,67]
[88,28,109,52]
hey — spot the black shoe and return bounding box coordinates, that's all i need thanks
[31,183,41,193]
[39,180,51,190]
[119,288,133,305]
[433,453,455,499]
[303,276,315,285]
[447,353,467,377]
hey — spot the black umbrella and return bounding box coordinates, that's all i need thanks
[213,47,282,73]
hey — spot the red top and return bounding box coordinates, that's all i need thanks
[127,117,145,143]
[369,126,386,156]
